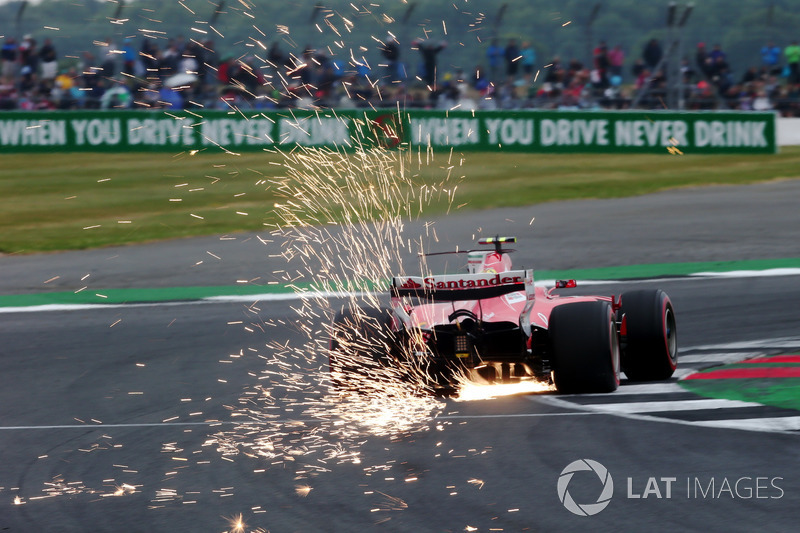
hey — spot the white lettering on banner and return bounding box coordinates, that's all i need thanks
[540,119,609,146]
[200,119,274,146]
[411,118,479,146]
[0,120,67,146]
[72,119,122,146]
[128,118,194,145]
[695,120,767,147]
[278,117,350,146]
[615,120,688,147]
[486,118,534,145]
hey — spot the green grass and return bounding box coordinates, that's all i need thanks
[2,147,800,254]
[681,378,800,412]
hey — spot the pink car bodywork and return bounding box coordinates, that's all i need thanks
[379,236,677,391]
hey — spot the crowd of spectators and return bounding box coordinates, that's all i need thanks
[3,31,800,116]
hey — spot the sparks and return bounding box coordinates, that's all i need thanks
[225,513,246,533]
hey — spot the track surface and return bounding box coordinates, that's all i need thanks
[3,179,800,294]
[2,180,800,532]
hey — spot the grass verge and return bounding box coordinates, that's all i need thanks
[2,147,799,254]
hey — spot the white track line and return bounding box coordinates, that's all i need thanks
[575,398,761,414]
[563,383,686,396]
[679,352,765,364]
[697,416,800,432]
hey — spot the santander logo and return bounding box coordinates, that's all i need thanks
[395,272,528,292]
[424,274,523,290]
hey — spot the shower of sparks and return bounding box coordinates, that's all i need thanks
[20,0,553,517]
[209,135,463,477]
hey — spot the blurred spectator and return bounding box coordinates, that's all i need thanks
[19,64,37,94]
[709,44,726,65]
[642,38,662,70]
[158,83,183,109]
[752,87,772,111]
[696,42,712,78]
[761,41,782,76]
[217,56,234,85]
[38,38,57,82]
[785,41,800,83]
[54,69,74,93]
[299,45,315,85]
[680,56,696,84]
[2,29,800,113]
[592,40,609,88]
[635,67,651,90]
[316,63,339,105]
[544,55,564,85]
[159,38,181,78]
[740,66,759,84]
[504,38,520,81]
[486,38,503,82]
[520,41,536,82]
[1,37,17,84]
[413,39,446,88]
[140,39,159,77]
[379,34,400,85]
[97,37,116,78]
[471,64,490,92]
[267,41,284,74]
[631,57,645,79]
[607,44,625,78]
[18,35,38,74]
[178,42,199,76]
[101,79,131,109]
[121,38,137,76]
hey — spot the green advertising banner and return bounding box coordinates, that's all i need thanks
[0,109,777,154]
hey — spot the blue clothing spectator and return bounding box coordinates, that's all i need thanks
[709,44,726,63]
[159,86,184,109]
[122,39,137,75]
[761,41,782,75]
[486,38,503,82]
[520,42,536,78]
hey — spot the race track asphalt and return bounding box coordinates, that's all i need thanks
[1,179,800,532]
[2,178,800,294]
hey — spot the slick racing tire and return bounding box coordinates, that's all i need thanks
[328,305,395,390]
[619,289,678,381]
[550,301,620,394]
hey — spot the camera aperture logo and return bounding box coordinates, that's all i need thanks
[557,459,614,516]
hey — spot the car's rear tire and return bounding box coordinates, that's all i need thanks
[619,289,678,381]
[550,301,620,394]
[328,305,394,390]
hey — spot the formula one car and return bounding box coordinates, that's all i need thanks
[328,236,677,394]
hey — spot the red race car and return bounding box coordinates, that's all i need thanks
[329,236,677,394]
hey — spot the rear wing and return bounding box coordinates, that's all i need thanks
[391,270,533,302]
